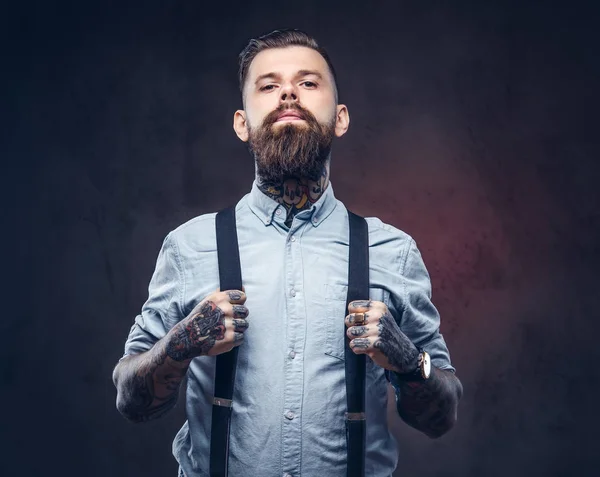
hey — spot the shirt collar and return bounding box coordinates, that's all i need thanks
[247,179,338,227]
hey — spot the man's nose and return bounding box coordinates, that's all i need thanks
[279,83,298,103]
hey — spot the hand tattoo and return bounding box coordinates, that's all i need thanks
[232,305,248,318]
[374,309,419,374]
[351,338,370,349]
[227,291,243,301]
[166,301,226,361]
[350,300,372,309]
[233,319,249,331]
[349,325,368,336]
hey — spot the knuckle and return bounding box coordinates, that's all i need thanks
[220,302,233,316]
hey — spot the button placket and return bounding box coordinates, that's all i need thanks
[282,218,304,476]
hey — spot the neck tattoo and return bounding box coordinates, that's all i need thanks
[256,167,329,228]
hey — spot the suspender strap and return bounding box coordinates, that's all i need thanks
[345,210,369,477]
[210,206,242,477]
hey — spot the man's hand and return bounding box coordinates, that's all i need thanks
[165,289,249,362]
[345,299,419,374]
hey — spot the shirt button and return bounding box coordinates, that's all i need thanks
[284,410,295,420]
[275,208,282,216]
[288,350,296,359]
[290,236,296,242]
[312,216,318,223]
[290,288,296,297]
[284,474,293,477]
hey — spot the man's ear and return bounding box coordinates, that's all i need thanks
[233,110,249,142]
[334,104,350,138]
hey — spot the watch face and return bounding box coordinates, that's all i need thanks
[422,352,431,379]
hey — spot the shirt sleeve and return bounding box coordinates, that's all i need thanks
[120,231,185,358]
[390,237,455,373]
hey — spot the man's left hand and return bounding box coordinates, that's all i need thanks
[345,300,420,374]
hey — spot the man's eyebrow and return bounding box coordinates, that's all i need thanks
[254,70,324,85]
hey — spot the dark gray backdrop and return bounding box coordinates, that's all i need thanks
[3,1,600,476]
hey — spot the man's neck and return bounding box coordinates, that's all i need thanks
[256,165,330,228]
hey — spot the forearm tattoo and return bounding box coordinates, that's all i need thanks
[166,301,226,361]
[115,301,230,422]
[116,342,187,423]
[350,305,462,438]
[395,367,463,438]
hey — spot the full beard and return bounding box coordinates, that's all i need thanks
[247,106,336,184]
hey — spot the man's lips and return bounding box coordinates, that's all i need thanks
[275,111,305,121]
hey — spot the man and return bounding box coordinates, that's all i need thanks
[113,29,463,477]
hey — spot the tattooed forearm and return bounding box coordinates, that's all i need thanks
[346,299,462,438]
[113,338,189,423]
[114,297,241,423]
[394,367,463,438]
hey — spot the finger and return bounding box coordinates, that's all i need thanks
[231,305,249,319]
[345,312,370,327]
[223,316,249,331]
[349,337,372,354]
[348,299,387,313]
[232,332,244,346]
[348,300,372,313]
[232,318,249,332]
[218,303,249,320]
[224,328,245,346]
[346,324,370,339]
[223,289,247,304]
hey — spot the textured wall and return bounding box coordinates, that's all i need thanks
[3,1,600,476]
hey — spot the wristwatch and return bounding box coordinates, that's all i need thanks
[392,348,431,382]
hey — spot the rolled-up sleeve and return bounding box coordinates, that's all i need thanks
[121,232,185,358]
[392,238,455,373]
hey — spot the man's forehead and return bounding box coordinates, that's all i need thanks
[248,46,330,79]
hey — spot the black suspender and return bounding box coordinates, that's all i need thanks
[212,206,368,477]
[345,211,369,477]
[210,206,242,477]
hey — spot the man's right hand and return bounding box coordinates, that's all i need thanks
[165,289,249,362]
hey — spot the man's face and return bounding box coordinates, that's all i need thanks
[233,46,349,183]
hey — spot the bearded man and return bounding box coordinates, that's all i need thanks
[113,29,463,477]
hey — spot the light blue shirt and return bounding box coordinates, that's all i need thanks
[122,180,455,477]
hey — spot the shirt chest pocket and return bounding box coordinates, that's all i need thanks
[323,283,388,361]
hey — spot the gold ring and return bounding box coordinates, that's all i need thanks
[353,312,365,325]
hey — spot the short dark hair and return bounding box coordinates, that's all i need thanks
[238,29,339,104]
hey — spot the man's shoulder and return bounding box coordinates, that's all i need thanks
[167,212,218,253]
[362,214,414,246]
[167,198,250,252]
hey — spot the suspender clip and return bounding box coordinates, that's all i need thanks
[345,412,366,421]
[213,397,233,408]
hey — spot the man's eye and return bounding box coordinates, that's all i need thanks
[260,84,276,91]
[303,81,317,88]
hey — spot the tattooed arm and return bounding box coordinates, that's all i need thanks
[345,300,462,439]
[113,338,190,423]
[113,289,249,423]
[392,366,463,439]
